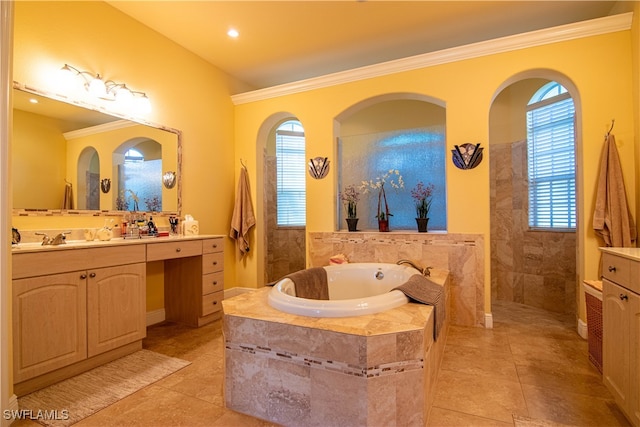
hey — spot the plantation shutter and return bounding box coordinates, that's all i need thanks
[276,129,306,226]
[527,94,576,229]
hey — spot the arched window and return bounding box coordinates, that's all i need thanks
[527,82,576,229]
[276,120,306,226]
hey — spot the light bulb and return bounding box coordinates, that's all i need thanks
[134,94,151,114]
[58,64,76,89]
[88,75,107,97]
[115,85,134,106]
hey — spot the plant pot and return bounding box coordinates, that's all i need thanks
[416,218,429,233]
[378,219,389,232]
[346,218,359,232]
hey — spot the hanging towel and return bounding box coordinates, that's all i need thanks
[593,134,637,247]
[63,182,74,209]
[393,275,445,341]
[230,166,256,256]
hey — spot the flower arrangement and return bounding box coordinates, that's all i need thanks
[144,195,162,212]
[339,184,360,219]
[411,181,435,219]
[361,169,404,224]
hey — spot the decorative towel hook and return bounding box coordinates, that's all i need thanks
[240,158,248,170]
[606,119,615,137]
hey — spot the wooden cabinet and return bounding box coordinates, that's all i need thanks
[12,271,87,383]
[602,250,640,427]
[164,237,224,327]
[87,263,146,357]
[12,245,146,393]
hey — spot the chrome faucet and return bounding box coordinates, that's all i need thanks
[396,259,432,277]
[35,231,69,246]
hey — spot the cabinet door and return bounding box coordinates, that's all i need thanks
[87,263,146,357]
[603,279,631,410]
[630,290,640,427]
[13,271,87,382]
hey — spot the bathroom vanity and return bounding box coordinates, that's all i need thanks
[11,234,224,395]
[600,247,640,427]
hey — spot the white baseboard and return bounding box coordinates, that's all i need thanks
[577,318,588,339]
[484,312,494,329]
[146,308,166,326]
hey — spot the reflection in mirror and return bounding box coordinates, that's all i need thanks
[12,84,181,216]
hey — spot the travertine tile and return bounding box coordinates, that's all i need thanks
[427,406,514,426]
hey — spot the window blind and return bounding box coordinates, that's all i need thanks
[276,129,306,226]
[527,94,576,229]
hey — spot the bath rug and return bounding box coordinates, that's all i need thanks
[393,274,445,340]
[17,349,190,427]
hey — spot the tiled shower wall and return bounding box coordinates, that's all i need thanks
[490,141,577,314]
[265,155,306,283]
[308,231,484,327]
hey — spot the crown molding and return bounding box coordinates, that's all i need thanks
[231,12,632,105]
[63,119,136,140]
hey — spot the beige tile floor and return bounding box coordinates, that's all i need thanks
[14,300,632,426]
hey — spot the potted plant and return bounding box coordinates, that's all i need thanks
[361,169,404,232]
[411,181,435,232]
[340,184,360,231]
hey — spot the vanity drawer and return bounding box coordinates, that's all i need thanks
[601,253,640,293]
[12,245,145,279]
[201,291,224,316]
[202,252,224,275]
[202,271,224,295]
[147,240,202,261]
[203,238,223,254]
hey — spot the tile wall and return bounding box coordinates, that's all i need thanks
[490,141,577,314]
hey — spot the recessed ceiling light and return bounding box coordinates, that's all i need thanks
[29,98,38,104]
[227,28,239,38]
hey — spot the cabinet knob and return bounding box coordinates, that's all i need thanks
[620,294,629,301]
[176,247,181,253]
[89,272,96,278]
[213,281,218,285]
[212,244,218,248]
[80,274,87,279]
[212,261,218,265]
[213,301,218,305]
[608,265,617,272]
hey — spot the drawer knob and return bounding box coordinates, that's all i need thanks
[213,281,218,285]
[608,266,617,272]
[213,261,218,265]
[89,272,96,278]
[212,244,218,248]
[213,301,218,305]
[80,274,87,279]
[620,294,629,301]
[176,248,181,253]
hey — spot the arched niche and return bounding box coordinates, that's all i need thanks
[77,146,100,210]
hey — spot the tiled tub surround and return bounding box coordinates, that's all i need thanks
[308,231,483,326]
[222,269,450,426]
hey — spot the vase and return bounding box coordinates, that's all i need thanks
[378,219,389,232]
[416,218,429,232]
[346,218,359,232]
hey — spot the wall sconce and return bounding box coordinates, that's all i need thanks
[100,178,111,193]
[451,143,484,170]
[59,64,151,113]
[162,171,177,189]
[308,157,330,179]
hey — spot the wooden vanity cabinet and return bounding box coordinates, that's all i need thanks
[601,250,640,427]
[163,237,224,327]
[12,245,146,390]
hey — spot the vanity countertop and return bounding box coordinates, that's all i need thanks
[600,247,640,262]
[11,234,224,254]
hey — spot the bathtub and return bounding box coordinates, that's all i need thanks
[267,263,417,317]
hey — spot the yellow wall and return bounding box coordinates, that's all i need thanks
[11,2,243,312]
[235,30,638,322]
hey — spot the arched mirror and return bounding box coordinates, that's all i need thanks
[12,83,181,216]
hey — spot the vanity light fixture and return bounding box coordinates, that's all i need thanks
[59,64,151,113]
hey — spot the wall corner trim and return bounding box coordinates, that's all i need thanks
[231,12,633,105]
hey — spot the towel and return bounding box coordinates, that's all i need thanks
[230,166,256,256]
[63,182,74,209]
[393,275,445,341]
[285,267,329,300]
[593,134,637,247]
